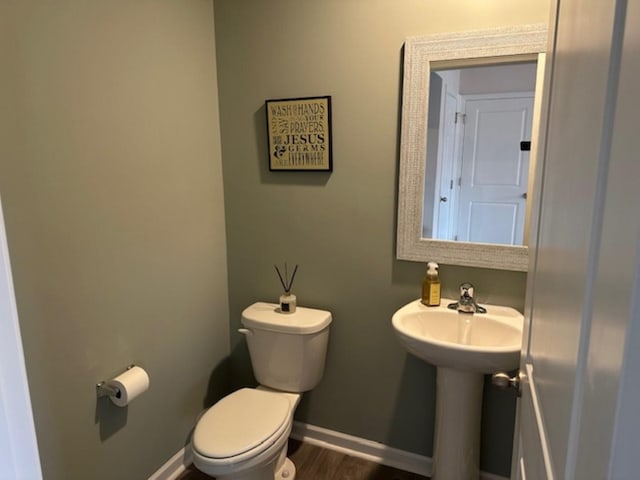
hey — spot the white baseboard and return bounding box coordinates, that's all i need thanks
[148,445,192,480]
[290,421,509,480]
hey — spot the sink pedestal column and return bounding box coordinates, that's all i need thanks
[431,367,484,480]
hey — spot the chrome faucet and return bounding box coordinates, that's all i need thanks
[447,282,487,314]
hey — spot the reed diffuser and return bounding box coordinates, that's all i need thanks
[274,262,298,314]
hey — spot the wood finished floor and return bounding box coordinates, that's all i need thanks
[178,439,430,480]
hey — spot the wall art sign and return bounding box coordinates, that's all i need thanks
[265,95,332,171]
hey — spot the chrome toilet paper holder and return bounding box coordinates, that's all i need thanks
[96,364,135,398]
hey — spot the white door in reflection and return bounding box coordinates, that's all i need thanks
[434,87,460,240]
[456,93,533,245]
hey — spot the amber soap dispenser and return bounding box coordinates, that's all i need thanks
[421,262,441,306]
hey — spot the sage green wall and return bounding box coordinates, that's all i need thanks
[0,2,230,479]
[214,0,547,476]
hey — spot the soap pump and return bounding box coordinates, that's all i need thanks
[421,262,441,306]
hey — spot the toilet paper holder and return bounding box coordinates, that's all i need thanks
[96,364,135,398]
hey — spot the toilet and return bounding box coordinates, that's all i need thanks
[191,302,332,480]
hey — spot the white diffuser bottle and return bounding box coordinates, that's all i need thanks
[279,292,297,314]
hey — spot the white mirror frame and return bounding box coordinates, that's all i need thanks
[397,24,548,272]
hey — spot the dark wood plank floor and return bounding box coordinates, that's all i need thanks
[178,439,430,480]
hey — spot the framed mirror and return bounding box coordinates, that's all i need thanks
[397,24,548,271]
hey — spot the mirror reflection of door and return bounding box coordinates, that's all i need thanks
[423,61,537,245]
[423,71,461,240]
[457,93,533,244]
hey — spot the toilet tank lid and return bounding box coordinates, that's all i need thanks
[241,302,332,334]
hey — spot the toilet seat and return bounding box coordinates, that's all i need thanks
[192,388,291,466]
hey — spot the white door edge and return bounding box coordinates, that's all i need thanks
[0,196,42,480]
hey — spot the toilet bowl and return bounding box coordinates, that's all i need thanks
[191,302,332,480]
[192,388,300,480]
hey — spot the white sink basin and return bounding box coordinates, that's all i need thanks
[392,299,524,374]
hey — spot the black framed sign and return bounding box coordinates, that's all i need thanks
[265,95,332,171]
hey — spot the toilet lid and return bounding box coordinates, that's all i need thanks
[193,388,290,459]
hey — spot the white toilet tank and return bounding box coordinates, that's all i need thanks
[240,302,332,392]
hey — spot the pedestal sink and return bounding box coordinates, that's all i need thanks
[392,299,523,480]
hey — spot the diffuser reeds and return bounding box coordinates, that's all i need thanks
[275,262,298,294]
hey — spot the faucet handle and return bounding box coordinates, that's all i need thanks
[460,282,474,298]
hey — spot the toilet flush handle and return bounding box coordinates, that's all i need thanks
[238,328,253,336]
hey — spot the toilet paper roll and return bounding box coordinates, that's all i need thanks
[108,366,150,407]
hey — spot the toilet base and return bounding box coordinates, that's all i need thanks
[194,440,296,480]
[275,458,296,479]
